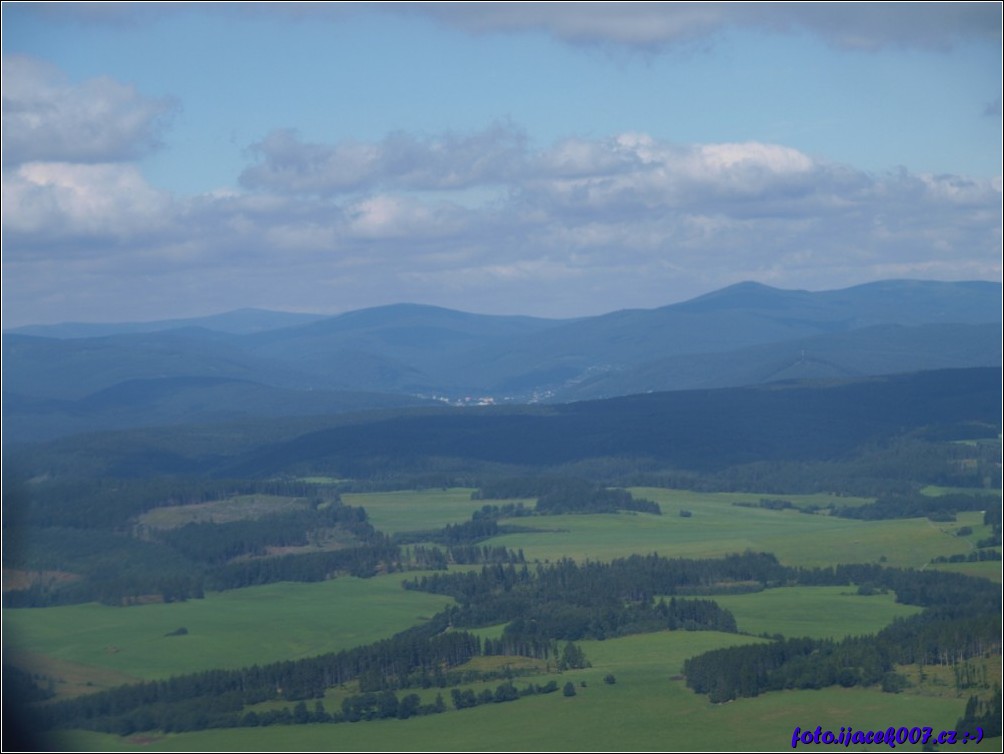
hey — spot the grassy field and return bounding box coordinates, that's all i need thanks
[479,489,975,569]
[135,494,311,529]
[43,629,996,752]
[711,586,923,639]
[341,488,500,535]
[5,573,453,688]
[14,486,1001,751]
[335,487,983,569]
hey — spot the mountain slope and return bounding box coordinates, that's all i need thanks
[7,308,328,338]
[2,280,999,441]
[10,367,998,481]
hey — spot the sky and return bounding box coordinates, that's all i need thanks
[1,2,1001,327]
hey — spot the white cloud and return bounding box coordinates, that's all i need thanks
[1,54,176,166]
[3,124,999,324]
[2,162,173,244]
[240,122,528,196]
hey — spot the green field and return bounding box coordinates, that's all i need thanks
[477,489,974,569]
[13,486,1001,751]
[712,586,923,639]
[342,488,502,535]
[5,573,453,684]
[45,629,993,752]
[336,487,981,570]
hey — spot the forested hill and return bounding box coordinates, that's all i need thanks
[9,367,999,485]
[221,367,1001,478]
[3,280,1000,442]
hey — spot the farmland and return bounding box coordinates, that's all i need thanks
[4,367,1000,751]
[5,574,454,684]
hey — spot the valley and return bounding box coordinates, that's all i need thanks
[2,280,1001,751]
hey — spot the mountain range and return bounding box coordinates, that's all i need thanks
[3,279,1000,442]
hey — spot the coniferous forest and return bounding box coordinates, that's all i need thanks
[2,366,1001,750]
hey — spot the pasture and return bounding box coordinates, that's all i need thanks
[45,628,990,752]
[5,573,453,686]
[480,489,975,569]
[711,586,922,639]
[341,488,499,535]
[333,487,983,569]
[14,485,1000,751]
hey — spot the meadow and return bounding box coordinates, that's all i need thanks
[11,486,1000,751]
[46,629,993,752]
[5,573,453,687]
[342,487,989,570]
[711,586,923,639]
[483,489,980,569]
[8,489,991,691]
[341,488,516,535]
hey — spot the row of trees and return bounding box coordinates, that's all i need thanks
[684,602,1001,703]
[830,492,999,522]
[153,503,372,565]
[956,689,1003,738]
[25,547,1002,736]
[408,544,526,569]
[672,557,1002,705]
[472,476,661,515]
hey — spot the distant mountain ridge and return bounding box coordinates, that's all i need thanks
[3,280,1000,442]
[8,308,329,338]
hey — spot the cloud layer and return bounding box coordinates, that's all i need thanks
[4,63,1000,326]
[1,55,176,166]
[1,36,1000,326]
[27,2,1002,52]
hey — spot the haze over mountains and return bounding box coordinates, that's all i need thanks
[3,279,1000,442]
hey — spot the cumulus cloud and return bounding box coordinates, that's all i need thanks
[240,122,528,195]
[2,162,174,245]
[1,54,176,166]
[240,127,826,209]
[4,122,999,325]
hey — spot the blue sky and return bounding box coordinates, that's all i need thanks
[2,2,1001,326]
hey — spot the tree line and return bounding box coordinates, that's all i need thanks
[829,492,999,523]
[25,549,1001,737]
[472,476,661,515]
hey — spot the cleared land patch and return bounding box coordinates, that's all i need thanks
[134,494,311,530]
[342,488,510,535]
[710,586,923,640]
[44,628,990,752]
[480,490,971,568]
[5,573,453,683]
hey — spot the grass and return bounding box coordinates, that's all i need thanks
[341,488,497,535]
[476,488,973,569]
[5,651,140,700]
[339,488,989,571]
[711,586,922,640]
[42,629,996,752]
[16,485,1001,751]
[5,573,452,685]
[135,494,310,529]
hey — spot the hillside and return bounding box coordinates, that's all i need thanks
[3,280,1000,442]
[8,367,999,485]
